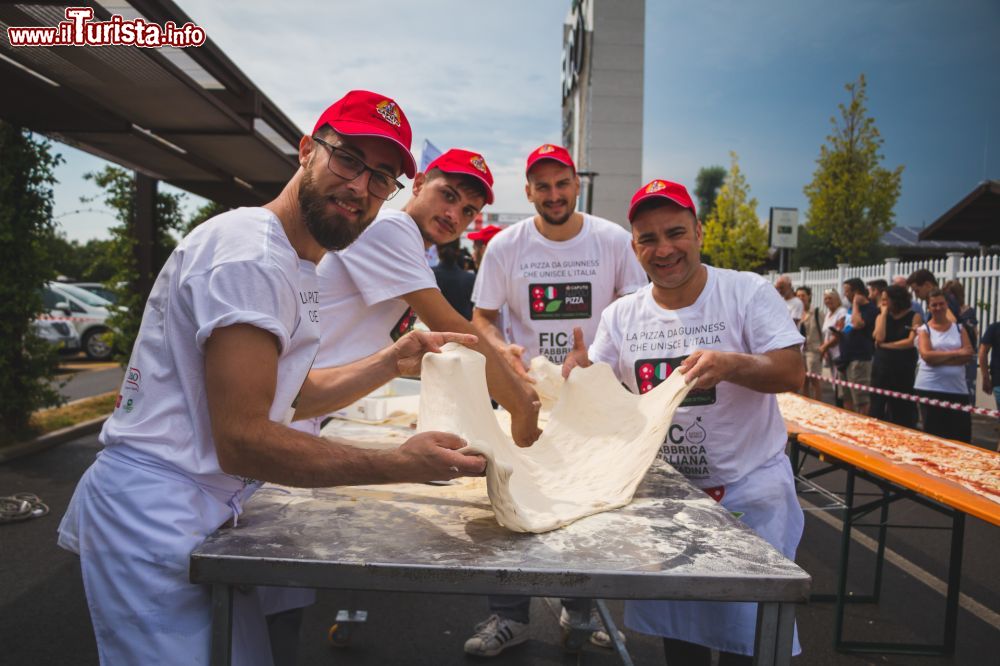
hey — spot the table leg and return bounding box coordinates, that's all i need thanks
[833,467,856,648]
[594,599,633,666]
[210,583,233,666]
[753,602,797,666]
[943,511,965,654]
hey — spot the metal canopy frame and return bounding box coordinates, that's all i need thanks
[1,0,301,208]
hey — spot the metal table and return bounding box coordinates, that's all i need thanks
[190,423,810,666]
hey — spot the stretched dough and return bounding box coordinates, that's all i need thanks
[418,343,692,533]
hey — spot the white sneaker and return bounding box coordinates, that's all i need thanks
[559,606,626,649]
[463,614,529,657]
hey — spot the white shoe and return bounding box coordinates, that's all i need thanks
[463,614,529,657]
[559,606,626,649]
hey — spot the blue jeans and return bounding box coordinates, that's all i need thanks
[992,386,1000,410]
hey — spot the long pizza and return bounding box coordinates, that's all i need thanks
[777,393,1000,505]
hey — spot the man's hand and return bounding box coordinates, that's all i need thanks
[495,342,533,382]
[561,327,592,379]
[982,372,992,393]
[678,350,736,390]
[391,330,478,377]
[394,431,486,480]
[510,399,543,448]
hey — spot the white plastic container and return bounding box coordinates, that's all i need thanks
[331,378,421,423]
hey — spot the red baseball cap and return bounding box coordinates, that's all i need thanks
[425,149,495,204]
[467,224,503,244]
[628,179,697,223]
[312,90,416,178]
[525,143,576,176]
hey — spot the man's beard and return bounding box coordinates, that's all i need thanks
[536,200,574,226]
[298,168,367,251]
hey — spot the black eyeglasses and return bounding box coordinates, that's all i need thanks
[311,136,404,201]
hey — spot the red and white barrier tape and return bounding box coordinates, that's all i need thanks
[806,372,1000,418]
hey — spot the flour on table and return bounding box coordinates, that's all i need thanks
[418,343,692,533]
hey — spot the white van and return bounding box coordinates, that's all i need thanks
[32,318,82,353]
[41,282,114,360]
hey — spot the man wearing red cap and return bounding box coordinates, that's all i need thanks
[295,148,541,446]
[563,179,806,665]
[467,223,503,269]
[57,91,487,666]
[464,144,645,657]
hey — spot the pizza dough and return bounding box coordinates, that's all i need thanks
[418,343,692,533]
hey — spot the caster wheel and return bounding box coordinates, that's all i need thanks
[327,622,351,647]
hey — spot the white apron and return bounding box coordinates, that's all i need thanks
[624,452,804,656]
[58,447,308,665]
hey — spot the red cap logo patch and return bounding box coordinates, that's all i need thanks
[645,180,667,194]
[537,144,556,154]
[376,99,401,127]
[470,155,488,174]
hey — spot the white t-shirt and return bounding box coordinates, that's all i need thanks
[785,295,804,321]
[589,266,804,488]
[100,208,320,492]
[292,209,438,435]
[314,209,437,368]
[822,306,847,362]
[915,323,968,394]
[471,214,646,363]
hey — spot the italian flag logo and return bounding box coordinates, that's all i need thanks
[545,286,558,299]
[656,362,671,380]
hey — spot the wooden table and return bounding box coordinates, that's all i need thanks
[781,394,1000,655]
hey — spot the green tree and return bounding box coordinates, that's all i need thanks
[0,122,63,439]
[84,167,186,364]
[803,74,903,265]
[701,152,768,271]
[791,226,838,271]
[184,200,229,235]
[46,234,116,282]
[694,165,727,222]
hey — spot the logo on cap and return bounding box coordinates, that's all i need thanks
[537,145,556,154]
[376,100,401,128]
[470,155,488,174]
[646,180,667,194]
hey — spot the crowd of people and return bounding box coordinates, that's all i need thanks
[783,268,995,446]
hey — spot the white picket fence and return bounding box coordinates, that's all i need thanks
[773,252,1000,332]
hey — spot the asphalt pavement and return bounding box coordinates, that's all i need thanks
[1,428,997,665]
[51,356,123,402]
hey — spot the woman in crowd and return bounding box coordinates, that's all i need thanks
[942,280,978,402]
[915,289,975,442]
[871,285,921,428]
[796,286,823,400]
[818,289,847,406]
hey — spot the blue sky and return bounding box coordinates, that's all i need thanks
[47,0,1000,242]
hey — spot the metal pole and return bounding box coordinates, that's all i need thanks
[577,170,598,215]
[833,468,856,649]
[943,512,965,654]
[210,583,233,666]
[134,172,156,300]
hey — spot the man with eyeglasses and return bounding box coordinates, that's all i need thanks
[294,148,541,446]
[57,90,487,666]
